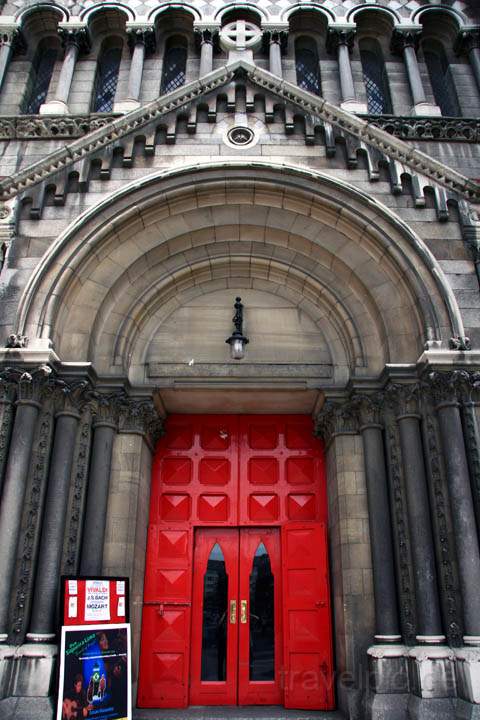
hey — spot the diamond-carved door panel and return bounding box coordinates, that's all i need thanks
[239,416,326,526]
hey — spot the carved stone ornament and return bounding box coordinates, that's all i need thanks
[119,398,164,444]
[391,29,422,55]
[385,383,421,418]
[450,336,471,351]
[58,27,91,54]
[5,334,28,349]
[2,364,55,403]
[90,391,125,428]
[315,400,358,444]
[127,27,156,54]
[327,28,355,54]
[55,379,91,416]
[367,645,408,659]
[351,393,385,428]
[427,371,464,407]
[455,30,480,57]
[364,116,480,144]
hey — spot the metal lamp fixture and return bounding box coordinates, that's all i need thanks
[226,296,249,360]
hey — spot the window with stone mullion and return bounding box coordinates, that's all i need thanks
[22,48,57,114]
[93,47,122,113]
[361,48,392,115]
[161,47,187,94]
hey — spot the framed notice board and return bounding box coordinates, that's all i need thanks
[61,577,130,626]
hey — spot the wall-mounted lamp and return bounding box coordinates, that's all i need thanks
[226,296,249,360]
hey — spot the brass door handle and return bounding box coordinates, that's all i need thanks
[240,599,247,624]
[230,599,237,624]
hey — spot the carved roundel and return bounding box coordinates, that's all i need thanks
[219,20,262,51]
[227,126,255,146]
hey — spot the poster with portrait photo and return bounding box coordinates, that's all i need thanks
[56,623,131,720]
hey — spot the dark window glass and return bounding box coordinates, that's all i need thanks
[295,37,321,96]
[22,47,57,114]
[201,543,228,681]
[249,542,275,681]
[360,48,392,114]
[161,45,187,94]
[424,46,460,116]
[93,47,122,112]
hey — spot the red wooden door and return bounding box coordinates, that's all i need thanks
[190,528,282,706]
[281,522,334,710]
[238,527,282,705]
[190,529,239,705]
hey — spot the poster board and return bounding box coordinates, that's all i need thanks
[61,577,129,626]
[57,623,131,720]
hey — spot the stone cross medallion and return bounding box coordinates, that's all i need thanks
[220,20,262,61]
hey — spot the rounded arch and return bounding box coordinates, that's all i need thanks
[80,3,134,24]
[347,5,399,25]
[16,162,463,385]
[214,3,268,24]
[412,6,466,30]
[148,2,202,23]
[16,3,69,25]
[281,4,335,25]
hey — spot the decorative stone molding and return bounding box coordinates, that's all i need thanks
[0,114,119,140]
[363,116,480,143]
[0,59,478,207]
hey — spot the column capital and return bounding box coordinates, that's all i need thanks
[58,26,90,54]
[10,29,26,56]
[315,399,358,445]
[0,27,20,48]
[455,29,480,56]
[351,392,385,428]
[385,383,421,418]
[327,27,356,54]
[391,28,422,55]
[426,370,465,408]
[127,26,156,54]
[3,364,55,404]
[194,27,220,51]
[262,29,288,53]
[90,391,124,429]
[54,379,91,417]
[0,371,16,405]
[118,397,164,445]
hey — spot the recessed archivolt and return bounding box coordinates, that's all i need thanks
[17,163,460,383]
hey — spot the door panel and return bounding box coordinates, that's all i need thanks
[238,528,282,705]
[190,529,239,705]
[281,522,334,710]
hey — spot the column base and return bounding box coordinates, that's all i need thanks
[408,646,456,698]
[408,695,456,720]
[411,102,442,116]
[113,99,141,113]
[340,99,368,114]
[39,100,69,115]
[25,633,55,642]
[0,644,57,699]
[457,698,480,720]
[368,644,409,693]
[455,647,480,703]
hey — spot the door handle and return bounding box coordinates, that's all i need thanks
[240,599,247,624]
[230,599,237,624]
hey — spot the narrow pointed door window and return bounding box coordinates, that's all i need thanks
[201,543,228,681]
[249,542,275,681]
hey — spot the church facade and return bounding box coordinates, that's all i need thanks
[0,0,480,718]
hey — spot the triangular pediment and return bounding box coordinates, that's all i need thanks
[3,59,479,216]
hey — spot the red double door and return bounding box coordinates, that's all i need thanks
[138,415,333,710]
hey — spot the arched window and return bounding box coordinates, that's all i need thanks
[423,40,460,116]
[360,41,392,115]
[21,41,58,114]
[92,42,122,112]
[295,36,321,96]
[161,36,187,94]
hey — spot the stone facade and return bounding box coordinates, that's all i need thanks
[0,0,479,717]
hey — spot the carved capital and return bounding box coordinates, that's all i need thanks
[55,379,91,416]
[0,371,16,405]
[352,393,385,428]
[90,391,124,428]
[455,30,480,57]
[7,364,54,404]
[194,28,220,52]
[119,398,163,443]
[391,29,422,55]
[385,383,421,418]
[327,28,355,54]
[262,30,288,53]
[58,27,90,54]
[427,371,466,407]
[127,26,156,54]
[315,400,358,444]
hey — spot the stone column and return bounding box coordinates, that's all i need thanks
[0,366,52,641]
[355,395,401,643]
[194,28,218,78]
[389,385,444,644]
[327,29,367,113]
[0,29,19,93]
[391,30,441,117]
[27,381,88,642]
[40,28,89,116]
[455,30,480,95]
[114,27,155,113]
[262,30,286,78]
[80,394,120,576]
[430,371,480,644]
